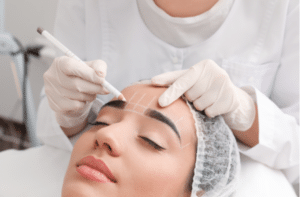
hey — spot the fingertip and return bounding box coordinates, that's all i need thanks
[158,100,167,107]
[158,96,169,107]
[88,60,107,77]
[151,78,162,86]
[98,76,105,84]
[150,78,156,84]
[152,75,171,87]
[184,92,193,102]
[193,105,203,112]
[99,86,110,95]
[205,109,216,118]
[96,71,104,78]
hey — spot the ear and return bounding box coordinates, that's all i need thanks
[182,190,191,197]
[182,190,205,197]
[196,190,205,197]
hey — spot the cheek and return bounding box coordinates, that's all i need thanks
[125,151,193,194]
[137,157,177,179]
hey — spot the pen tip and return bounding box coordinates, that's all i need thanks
[118,94,126,102]
[37,27,44,34]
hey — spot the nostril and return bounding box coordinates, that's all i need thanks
[94,140,99,149]
[95,139,119,156]
[95,140,112,152]
[104,143,112,152]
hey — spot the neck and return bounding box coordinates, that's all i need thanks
[153,0,219,17]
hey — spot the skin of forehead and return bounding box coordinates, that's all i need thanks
[121,84,190,122]
[123,95,185,123]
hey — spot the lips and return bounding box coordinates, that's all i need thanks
[76,156,116,183]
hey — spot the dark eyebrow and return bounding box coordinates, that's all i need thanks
[101,100,181,141]
[144,109,181,141]
[101,100,126,109]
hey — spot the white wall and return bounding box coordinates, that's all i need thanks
[5,0,58,44]
[0,0,59,122]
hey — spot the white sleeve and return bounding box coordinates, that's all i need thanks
[238,2,299,185]
[36,0,87,147]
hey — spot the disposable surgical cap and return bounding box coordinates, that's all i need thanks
[185,100,240,197]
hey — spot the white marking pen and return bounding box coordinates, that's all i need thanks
[37,27,126,101]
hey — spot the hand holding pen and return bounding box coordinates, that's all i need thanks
[38,27,125,101]
[38,27,125,134]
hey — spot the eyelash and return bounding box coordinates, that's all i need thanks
[139,136,165,151]
[89,122,165,151]
[89,121,108,126]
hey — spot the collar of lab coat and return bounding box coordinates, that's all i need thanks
[136,0,234,48]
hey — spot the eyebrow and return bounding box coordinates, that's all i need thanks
[101,100,181,141]
[102,100,127,109]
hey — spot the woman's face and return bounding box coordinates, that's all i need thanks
[154,0,219,17]
[62,84,197,197]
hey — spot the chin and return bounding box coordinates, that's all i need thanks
[62,174,97,197]
[62,173,115,197]
[62,182,95,197]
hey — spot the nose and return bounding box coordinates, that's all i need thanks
[94,123,128,157]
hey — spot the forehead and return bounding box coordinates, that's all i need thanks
[122,84,186,114]
[120,84,196,136]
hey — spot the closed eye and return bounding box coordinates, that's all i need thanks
[139,136,165,151]
[89,121,109,126]
[90,122,165,151]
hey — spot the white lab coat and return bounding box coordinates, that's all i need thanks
[37,0,299,187]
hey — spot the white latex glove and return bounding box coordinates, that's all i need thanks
[151,59,256,131]
[44,56,109,128]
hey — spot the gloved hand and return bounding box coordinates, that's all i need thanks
[44,56,109,129]
[151,59,256,131]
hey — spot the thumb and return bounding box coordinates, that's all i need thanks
[86,60,107,78]
[158,67,199,107]
[151,70,187,86]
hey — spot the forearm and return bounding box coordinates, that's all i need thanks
[61,117,88,138]
[231,104,259,147]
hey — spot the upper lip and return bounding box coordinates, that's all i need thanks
[77,155,117,183]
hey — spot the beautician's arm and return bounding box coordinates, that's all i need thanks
[51,0,92,138]
[62,98,104,138]
[61,119,88,138]
[231,104,259,147]
[232,2,299,185]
